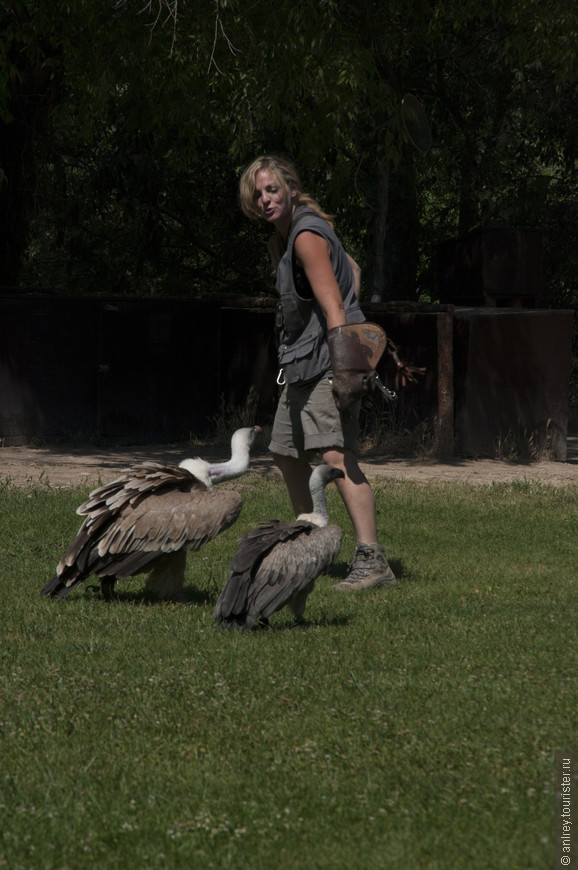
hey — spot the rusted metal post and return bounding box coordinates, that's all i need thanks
[437,310,454,457]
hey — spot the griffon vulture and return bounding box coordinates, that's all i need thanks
[41,426,260,602]
[214,463,343,630]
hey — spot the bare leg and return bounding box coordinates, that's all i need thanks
[271,452,314,517]
[323,447,396,590]
[322,447,378,545]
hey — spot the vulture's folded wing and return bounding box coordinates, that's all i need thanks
[214,522,342,622]
[43,488,242,595]
[97,488,242,557]
[77,462,205,520]
[250,525,342,617]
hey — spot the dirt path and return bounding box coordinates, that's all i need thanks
[2,438,577,489]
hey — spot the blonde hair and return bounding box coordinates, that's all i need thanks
[239,155,334,228]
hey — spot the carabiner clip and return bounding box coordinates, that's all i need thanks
[276,368,286,386]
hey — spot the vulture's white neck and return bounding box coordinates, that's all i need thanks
[209,429,255,483]
[296,465,338,528]
[179,427,258,490]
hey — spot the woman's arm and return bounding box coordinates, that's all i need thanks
[293,232,346,330]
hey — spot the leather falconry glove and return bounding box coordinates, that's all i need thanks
[328,323,388,414]
[327,323,425,414]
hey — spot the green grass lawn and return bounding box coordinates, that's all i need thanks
[1,475,576,869]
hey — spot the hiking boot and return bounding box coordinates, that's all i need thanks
[332,543,397,591]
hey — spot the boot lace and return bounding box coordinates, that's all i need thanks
[346,544,381,582]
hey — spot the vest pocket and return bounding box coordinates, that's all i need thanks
[278,334,330,384]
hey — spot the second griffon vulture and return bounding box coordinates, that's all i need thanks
[214,463,344,630]
[41,426,260,602]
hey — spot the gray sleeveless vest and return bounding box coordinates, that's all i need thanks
[275,205,364,384]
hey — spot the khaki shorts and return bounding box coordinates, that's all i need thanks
[269,376,360,460]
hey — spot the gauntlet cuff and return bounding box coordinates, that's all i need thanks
[327,323,387,413]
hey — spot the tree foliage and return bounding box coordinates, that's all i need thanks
[0,0,576,306]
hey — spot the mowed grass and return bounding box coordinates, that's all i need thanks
[1,474,577,869]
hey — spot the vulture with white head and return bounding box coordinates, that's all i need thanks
[41,426,260,602]
[214,463,343,630]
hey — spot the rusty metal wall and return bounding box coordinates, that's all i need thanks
[220,305,278,424]
[364,307,439,428]
[453,308,574,459]
[0,296,221,444]
[0,296,574,459]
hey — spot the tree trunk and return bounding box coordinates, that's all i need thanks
[0,66,56,286]
[388,152,419,301]
[370,162,390,303]
[0,119,34,284]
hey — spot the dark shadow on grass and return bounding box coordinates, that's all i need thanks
[389,559,405,580]
[327,562,348,580]
[268,614,351,631]
[82,584,213,607]
[214,613,351,633]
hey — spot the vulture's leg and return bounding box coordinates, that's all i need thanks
[144,552,188,601]
[100,576,117,601]
[288,583,314,624]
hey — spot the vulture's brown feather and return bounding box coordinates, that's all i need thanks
[42,427,260,602]
[214,465,344,630]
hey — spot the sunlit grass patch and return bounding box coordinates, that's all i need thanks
[1,477,576,868]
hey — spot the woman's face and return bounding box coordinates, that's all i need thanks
[253,169,296,228]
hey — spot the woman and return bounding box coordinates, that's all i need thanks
[239,155,397,591]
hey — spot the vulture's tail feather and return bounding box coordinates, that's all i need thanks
[40,574,61,596]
